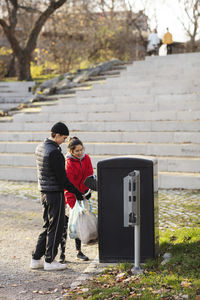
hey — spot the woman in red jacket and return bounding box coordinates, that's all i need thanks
[60,136,94,263]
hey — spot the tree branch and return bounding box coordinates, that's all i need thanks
[25,0,67,53]
[18,5,42,13]
[0,18,22,55]
[6,0,18,29]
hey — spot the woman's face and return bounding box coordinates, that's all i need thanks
[71,144,84,159]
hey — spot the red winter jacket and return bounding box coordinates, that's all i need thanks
[64,153,94,208]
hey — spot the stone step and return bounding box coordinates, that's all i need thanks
[122,65,200,77]
[130,61,200,68]
[0,166,37,181]
[74,84,199,97]
[0,81,35,91]
[41,100,200,112]
[0,131,199,144]
[133,60,200,69]
[134,56,200,64]
[158,172,200,189]
[57,91,200,102]
[99,75,200,86]
[145,52,200,60]
[100,80,200,90]
[0,120,199,132]
[0,153,199,173]
[0,96,32,103]
[12,110,200,123]
[47,92,200,104]
[0,165,199,189]
[121,72,200,81]
[0,102,31,112]
[0,141,199,157]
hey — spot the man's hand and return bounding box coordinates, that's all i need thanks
[76,191,84,201]
[84,189,91,200]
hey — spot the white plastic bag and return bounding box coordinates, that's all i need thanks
[159,44,167,56]
[76,203,98,245]
[68,200,85,239]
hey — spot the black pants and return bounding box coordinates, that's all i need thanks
[32,191,65,263]
[60,215,81,261]
[167,44,172,54]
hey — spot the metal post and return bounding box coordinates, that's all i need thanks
[131,171,143,275]
[131,224,143,274]
[123,170,143,274]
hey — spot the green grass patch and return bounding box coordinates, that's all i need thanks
[64,227,200,299]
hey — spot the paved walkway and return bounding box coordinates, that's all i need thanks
[0,181,199,300]
[0,181,199,231]
[159,189,200,231]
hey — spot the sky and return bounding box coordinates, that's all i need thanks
[133,0,190,42]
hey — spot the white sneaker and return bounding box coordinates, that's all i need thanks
[44,260,67,271]
[30,258,43,269]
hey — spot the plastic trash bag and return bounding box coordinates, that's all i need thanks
[159,44,167,56]
[68,200,85,239]
[76,201,98,245]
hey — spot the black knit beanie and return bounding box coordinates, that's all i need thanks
[51,122,69,135]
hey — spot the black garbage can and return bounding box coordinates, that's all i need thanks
[97,157,158,263]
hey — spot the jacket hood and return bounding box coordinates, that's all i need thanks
[65,151,85,161]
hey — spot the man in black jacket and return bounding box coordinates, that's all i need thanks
[30,122,84,271]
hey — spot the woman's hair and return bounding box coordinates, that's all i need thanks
[67,136,83,152]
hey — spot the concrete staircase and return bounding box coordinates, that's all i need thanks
[0,53,200,188]
[0,82,35,114]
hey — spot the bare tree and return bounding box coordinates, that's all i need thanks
[0,0,67,80]
[178,0,200,51]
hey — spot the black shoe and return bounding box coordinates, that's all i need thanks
[59,253,66,264]
[77,251,89,261]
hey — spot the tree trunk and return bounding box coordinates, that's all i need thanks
[0,0,68,81]
[191,37,197,52]
[16,54,32,81]
[5,55,16,77]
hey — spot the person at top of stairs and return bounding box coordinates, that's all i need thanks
[147,28,161,56]
[162,27,173,54]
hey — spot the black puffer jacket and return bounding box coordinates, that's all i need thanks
[35,139,83,199]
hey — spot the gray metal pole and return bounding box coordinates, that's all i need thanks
[131,224,143,274]
[134,224,140,268]
[131,172,143,275]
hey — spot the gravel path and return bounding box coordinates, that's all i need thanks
[0,181,199,300]
[0,194,98,300]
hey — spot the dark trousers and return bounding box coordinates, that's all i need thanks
[32,192,65,263]
[60,215,81,261]
[167,44,172,54]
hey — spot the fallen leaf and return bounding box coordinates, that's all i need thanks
[38,290,46,294]
[19,290,27,294]
[129,292,137,297]
[81,288,89,292]
[181,281,192,288]
[116,272,126,279]
[123,277,132,283]
[196,296,200,300]
[102,284,110,288]
[11,284,21,287]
